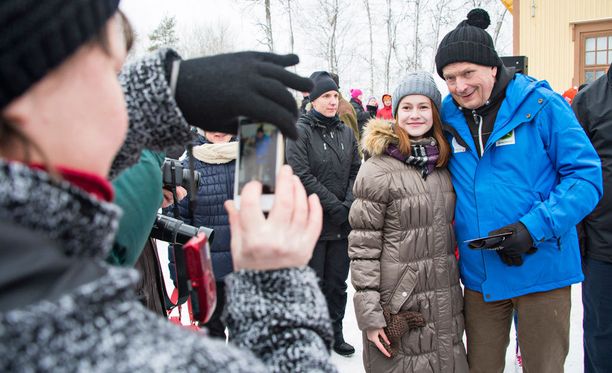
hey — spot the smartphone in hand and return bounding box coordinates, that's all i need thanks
[234,118,284,211]
[464,231,513,250]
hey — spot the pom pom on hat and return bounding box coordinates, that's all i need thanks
[434,8,503,78]
[466,8,491,29]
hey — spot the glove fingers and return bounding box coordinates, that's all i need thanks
[256,52,300,67]
[255,78,299,118]
[238,95,298,139]
[498,252,512,265]
[510,255,523,266]
[257,63,314,93]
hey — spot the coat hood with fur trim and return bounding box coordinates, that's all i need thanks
[361,118,398,157]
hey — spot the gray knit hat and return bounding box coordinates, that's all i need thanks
[392,71,442,117]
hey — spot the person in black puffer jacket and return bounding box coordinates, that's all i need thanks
[169,130,237,339]
[286,71,361,357]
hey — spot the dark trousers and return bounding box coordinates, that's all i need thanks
[205,281,227,340]
[309,239,350,339]
[583,257,612,373]
[464,287,571,373]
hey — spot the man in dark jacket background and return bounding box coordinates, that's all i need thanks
[286,71,361,357]
[572,63,612,373]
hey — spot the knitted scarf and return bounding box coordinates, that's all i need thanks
[385,137,439,179]
[192,141,238,164]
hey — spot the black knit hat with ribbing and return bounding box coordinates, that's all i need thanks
[0,0,120,109]
[435,8,503,78]
[309,71,339,101]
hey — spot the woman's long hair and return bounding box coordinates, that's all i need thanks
[393,98,450,168]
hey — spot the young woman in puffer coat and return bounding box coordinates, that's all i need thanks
[349,72,468,373]
[0,2,336,372]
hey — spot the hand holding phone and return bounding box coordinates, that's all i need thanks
[225,165,323,271]
[234,119,284,211]
[464,232,514,250]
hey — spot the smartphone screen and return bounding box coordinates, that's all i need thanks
[234,119,284,211]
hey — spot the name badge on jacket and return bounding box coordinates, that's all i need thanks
[496,130,516,147]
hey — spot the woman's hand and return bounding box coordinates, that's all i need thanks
[224,165,322,271]
[161,186,187,208]
[366,328,391,358]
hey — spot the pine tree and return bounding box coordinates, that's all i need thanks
[148,16,179,52]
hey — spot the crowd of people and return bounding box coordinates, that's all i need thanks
[0,2,610,373]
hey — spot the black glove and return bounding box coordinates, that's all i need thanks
[175,52,313,140]
[488,222,537,266]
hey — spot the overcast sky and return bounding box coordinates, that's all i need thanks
[119,0,513,97]
[120,0,263,51]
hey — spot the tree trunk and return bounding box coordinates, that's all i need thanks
[493,8,507,46]
[413,0,421,70]
[328,0,339,74]
[264,0,274,52]
[384,0,393,93]
[286,0,295,54]
[363,0,375,95]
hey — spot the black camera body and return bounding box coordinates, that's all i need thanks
[162,158,200,189]
[150,214,214,245]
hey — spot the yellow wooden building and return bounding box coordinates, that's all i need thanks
[508,0,612,91]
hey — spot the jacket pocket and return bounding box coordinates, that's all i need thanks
[386,265,418,314]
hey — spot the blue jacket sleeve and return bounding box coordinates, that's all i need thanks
[520,95,603,242]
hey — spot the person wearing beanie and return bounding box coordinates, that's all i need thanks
[286,71,361,357]
[436,8,602,373]
[572,62,612,373]
[349,71,468,372]
[366,96,379,118]
[0,2,337,372]
[376,94,393,120]
[349,88,371,138]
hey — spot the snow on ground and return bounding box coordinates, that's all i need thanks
[331,278,585,373]
[156,240,584,372]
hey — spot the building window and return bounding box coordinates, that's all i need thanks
[583,34,611,83]
[573,19,612,86]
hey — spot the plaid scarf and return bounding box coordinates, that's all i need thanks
[385,137,439,179]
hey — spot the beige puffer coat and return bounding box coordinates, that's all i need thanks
[349,119,468,373]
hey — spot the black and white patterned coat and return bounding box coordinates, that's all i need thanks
[0,49,335,372]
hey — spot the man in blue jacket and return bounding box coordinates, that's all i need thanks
[435,9,603,373]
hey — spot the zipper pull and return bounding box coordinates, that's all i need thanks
[324,143,327,150]
[341,143,344,150]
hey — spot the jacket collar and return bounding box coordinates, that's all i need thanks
[0,160,121,259]
[304,110,342,129]
[443,73,551,154]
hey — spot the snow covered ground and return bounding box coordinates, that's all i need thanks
[331,279,585,373]
[157,241,584,373]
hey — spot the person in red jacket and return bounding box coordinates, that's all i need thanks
[376,93,393,120]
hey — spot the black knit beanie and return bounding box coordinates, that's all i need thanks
[435,8,503,78]
[0,0,121,109]
[309,71,339,101]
